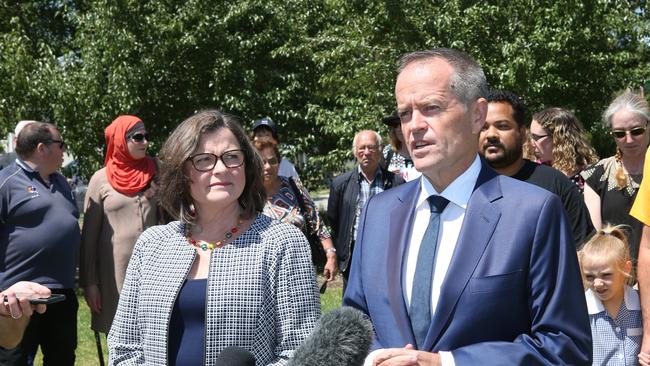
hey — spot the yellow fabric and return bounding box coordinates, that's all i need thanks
[630,147,650,225]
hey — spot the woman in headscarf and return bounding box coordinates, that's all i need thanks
[80,115,159,334]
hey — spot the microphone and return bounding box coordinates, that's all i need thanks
[215,346,256,366]
[289,306,374,366]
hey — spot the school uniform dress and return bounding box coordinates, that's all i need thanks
[586,286,643,366]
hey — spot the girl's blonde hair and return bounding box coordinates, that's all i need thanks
[578,225,634,285]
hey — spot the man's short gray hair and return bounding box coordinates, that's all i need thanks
[352,130,382,153]
[397,48,488,106]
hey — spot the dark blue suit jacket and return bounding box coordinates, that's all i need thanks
[343,161,592,365]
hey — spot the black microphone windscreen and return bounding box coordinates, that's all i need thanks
[289,306,374,366]
[215,346,256,366]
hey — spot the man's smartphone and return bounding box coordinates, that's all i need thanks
[3,293,66,305]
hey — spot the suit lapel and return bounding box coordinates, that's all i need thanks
[424,162,503,350]
[386,180,420,346]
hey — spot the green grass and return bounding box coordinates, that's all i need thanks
[32,292,108,365]
[320,286,343,313]
[31,288,342,365]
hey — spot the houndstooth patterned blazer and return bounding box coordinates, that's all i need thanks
[107,214,320,365]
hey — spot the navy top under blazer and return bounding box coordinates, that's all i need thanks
[343,159,592,365]
[168,278,207,366]
[108,215,320,366]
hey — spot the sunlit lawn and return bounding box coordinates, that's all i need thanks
[32,281,342,365]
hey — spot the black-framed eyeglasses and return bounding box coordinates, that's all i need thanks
[128,132,150,143]
[188,149,245,171]
[530,133,549,142]
[46,139,66,150]
[610,126,648,139]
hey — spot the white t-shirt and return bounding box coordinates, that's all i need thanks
[278,158,299,181]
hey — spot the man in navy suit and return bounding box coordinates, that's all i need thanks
[342,48,591,365]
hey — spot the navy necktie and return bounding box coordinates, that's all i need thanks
[410,195,449,349]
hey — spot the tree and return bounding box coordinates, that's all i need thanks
[0,0,647,187]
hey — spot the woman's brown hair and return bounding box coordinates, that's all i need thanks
[158,109,266,223]
[253,136,282,162]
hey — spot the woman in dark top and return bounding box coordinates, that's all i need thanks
[581,92,650,262]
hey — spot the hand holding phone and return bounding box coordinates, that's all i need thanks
[1,281,52,319]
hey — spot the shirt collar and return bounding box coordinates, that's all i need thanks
[417,155,481,210]
[357,165,382,182]
[585,286,640,315]
[15,158,36,173]
[15,157,56,183]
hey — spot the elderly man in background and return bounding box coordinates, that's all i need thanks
[328,130,404,287]
[0,122,80,365]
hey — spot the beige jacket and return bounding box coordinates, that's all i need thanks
[80,168,158,333]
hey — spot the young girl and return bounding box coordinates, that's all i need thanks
[578,225,642,366]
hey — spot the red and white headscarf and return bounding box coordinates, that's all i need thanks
[104,115,157,196]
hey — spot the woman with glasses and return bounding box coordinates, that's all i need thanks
[581,92,650,262]
[528,107,599,192]
[108,110,319,365]
[254,137,338,283]
[80,115,159,336]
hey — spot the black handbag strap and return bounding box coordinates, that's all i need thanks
[287,177,310,228]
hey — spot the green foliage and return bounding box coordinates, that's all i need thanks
[0,0,648,186]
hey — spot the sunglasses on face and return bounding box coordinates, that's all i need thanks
[610,126,648,139]
[47,139,66,150]
[129,132,150,143]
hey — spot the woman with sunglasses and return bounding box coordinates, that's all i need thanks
[528,107,599,192]
[80,115,159,336]
[108,110,319,365]
[581,91,650,262]
[253,137,338,283]
[382,112,419,181]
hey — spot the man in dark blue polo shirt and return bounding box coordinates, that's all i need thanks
[0,122,80,365]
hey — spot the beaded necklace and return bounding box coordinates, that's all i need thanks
[185,220,243,251]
